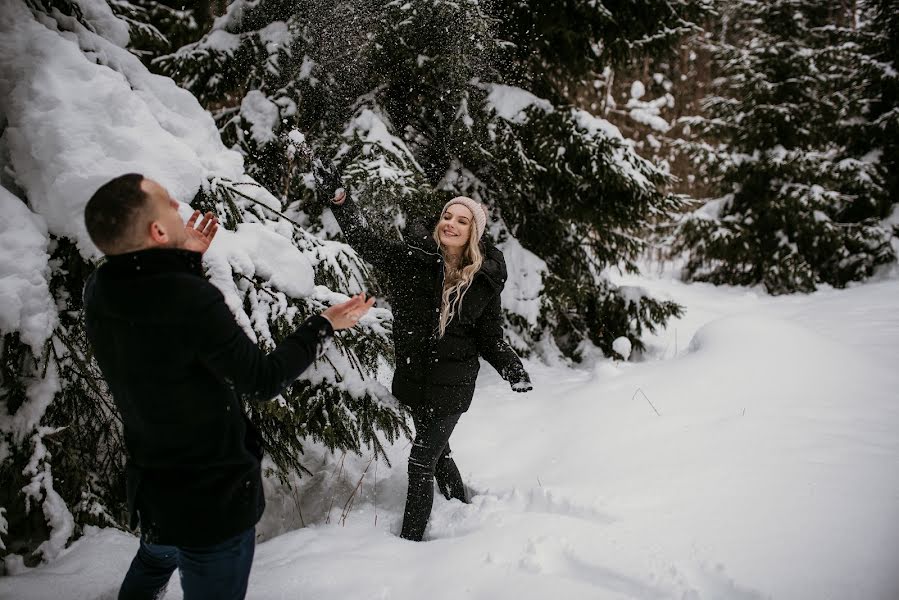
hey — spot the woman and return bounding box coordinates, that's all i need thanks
[315,161,532,541]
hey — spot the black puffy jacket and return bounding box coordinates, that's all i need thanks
[330,196,529,415]
[83,248,332,546]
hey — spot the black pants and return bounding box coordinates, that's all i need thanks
[399,408,468,541]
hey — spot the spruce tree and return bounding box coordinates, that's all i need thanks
[155,0,705,358]
[672,0,897,293]
[855,0,899,234]
[0,0,405,564]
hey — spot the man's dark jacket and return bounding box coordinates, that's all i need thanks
[330,197,529,416]
[83,248,333,546]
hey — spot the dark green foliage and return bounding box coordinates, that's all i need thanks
[195,178,410,479]
[672,0,897,294]
[494,0,709,97]
[856,0,899,232]
[111,0,205,59]
[0,334,47,565]
[156,0,702,360]
[466,102,687,354]
[1,238,127,567]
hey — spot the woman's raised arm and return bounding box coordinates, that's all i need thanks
[314,159,406,274]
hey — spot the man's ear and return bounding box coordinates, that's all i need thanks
[148,219,169,245]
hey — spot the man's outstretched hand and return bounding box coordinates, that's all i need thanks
[322,293,376,330]
[183,210,219,254]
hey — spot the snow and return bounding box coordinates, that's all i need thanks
[5,363,70,565]
[202,29,241,54]
[7,267,899,599]
[0,185,57,354]
[572,108,626,141]
[18,429,74,569]
[0,184,70,561]
[0,0,243,259]
[612,336,632,360]
[691,195,732,221]
[205,222,315,300]
[240,90,280,145]
[0,507,6,551]
[287,129,306,147]
[344,108,423,173]
[626,96,671,133]
[298,56,317,82]
[71,0,130,47]
[570,108,654,192]
[259,21,291,49]
[884,203,899,228]
[495,228,547,327]
[485,84,554,124]
[630,81,646,100]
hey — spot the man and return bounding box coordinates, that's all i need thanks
[82,173,374,600]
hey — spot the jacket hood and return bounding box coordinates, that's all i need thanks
[478,242,507,292]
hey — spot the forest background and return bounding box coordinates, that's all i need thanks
[0,0,896,569]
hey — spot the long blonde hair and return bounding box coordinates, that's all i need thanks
[433,220,483,337]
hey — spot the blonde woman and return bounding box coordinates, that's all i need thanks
[315,162,532,541]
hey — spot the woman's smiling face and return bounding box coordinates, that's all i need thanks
[438,204,474,250]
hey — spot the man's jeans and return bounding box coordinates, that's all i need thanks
[118,527,255,600]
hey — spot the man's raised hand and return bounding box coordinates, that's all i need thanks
[183,210,219,254]
[322,293,376,330]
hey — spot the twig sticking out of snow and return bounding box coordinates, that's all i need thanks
[373,459,379,527]
[632,388,661,416]
[290,486,306,528]
[324,453,347,525]
[340,456,376,526]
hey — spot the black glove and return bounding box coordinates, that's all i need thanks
[312,158,344,204]
[510,372,533,393]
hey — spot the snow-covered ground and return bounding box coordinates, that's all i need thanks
[5,268,899,600]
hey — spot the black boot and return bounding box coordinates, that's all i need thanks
[435,453,468,503]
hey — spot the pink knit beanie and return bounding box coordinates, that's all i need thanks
[440,196,487,241]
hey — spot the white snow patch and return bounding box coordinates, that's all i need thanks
[570,108,654,191]
[298,55,316,81]
[883,203,899,228]
[259,21,290,48]
[203,28,241,54]
[7,270,899,598]
[485,84,554,124]
[204,223,315,300]
[0,185,57,354]
[630,80,645,100]
[240,90,280,145]
[0,0,243,259]
[571,108,625,141]
[496,232,547,327]
[612,336,632,360]
[72,0,129,47]
[344,108,422,173]
[626,92,671,133]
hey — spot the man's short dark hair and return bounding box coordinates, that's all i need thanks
[84,173,148,254]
